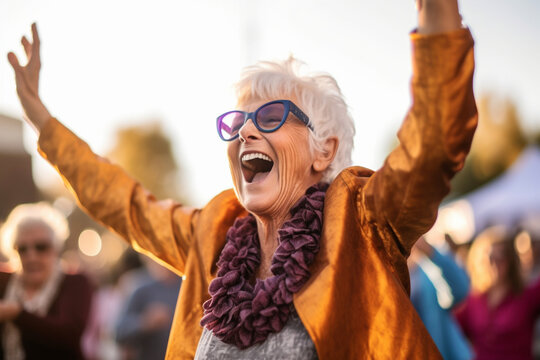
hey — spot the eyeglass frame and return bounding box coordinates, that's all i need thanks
[15,240,54,256]
[216,99,313,141]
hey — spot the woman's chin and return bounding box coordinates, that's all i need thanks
[241,192,276,216]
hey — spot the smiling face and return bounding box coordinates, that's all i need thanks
[227,98,325,220]
[14,222,58,289]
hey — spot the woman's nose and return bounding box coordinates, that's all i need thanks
[238,118,261,142]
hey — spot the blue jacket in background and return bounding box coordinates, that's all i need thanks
[410,248,472,360]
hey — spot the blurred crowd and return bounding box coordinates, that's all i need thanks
[0,202,182,360]
[0,200,539,360]
[411,220,540,360]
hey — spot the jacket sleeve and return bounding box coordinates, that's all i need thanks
[13,274,93,351]
[359,28,478,268]
[38,119,199,274]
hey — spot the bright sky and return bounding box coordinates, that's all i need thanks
[1,0,539,207]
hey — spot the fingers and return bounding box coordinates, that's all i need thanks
[31,22,41,53]
[16,23,40,65]
[7,52,22,71]
[7,52,28,94]
[20,23,40,64]
[21,36,32,59]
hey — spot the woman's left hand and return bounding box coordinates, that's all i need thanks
[416,0,462,34]
[0,301,22,322]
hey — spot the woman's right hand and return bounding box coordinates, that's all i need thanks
[7,23,51,133]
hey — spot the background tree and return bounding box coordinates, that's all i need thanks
[107,120,187,202]
[446,93,530,201]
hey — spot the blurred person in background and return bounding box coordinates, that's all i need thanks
[0,202,94,360]
[530,234,540,360]
[518,219,540,360]
[7,0,477,358]
[82,249,149,360]
[115,255,182,360]
[532,235,540,360]
[520,219,540,283]
[409,235,472,360]
[456,226,540,360]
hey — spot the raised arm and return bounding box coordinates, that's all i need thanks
[360,0,477,268]
[7,24,197,274]
[7,23,51,133]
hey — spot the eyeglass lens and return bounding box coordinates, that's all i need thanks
[219,102,286,140]
[256,103,285,130]
[219,112,245,140]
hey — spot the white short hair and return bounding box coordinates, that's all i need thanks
[1,202,69,261]
[235,56,355,182]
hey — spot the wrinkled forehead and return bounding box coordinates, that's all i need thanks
[235,98,266,112]
[236,94,302,113]
[236,82,303,110]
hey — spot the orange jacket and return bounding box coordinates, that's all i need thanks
[38,28,476,359]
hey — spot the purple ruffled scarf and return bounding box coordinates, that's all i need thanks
[200,183,328,349]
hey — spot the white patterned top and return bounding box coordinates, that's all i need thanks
[194,311,318,360]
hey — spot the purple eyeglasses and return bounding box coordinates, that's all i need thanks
[216,100,312,141]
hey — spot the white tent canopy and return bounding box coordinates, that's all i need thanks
[428,146,540,244]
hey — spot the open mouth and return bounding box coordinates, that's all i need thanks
[241,152,274,183]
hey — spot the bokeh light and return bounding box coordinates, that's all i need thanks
[78,229,102,257]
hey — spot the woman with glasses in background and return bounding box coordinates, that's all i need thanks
[7,0,477,358]
[0,203,94,360]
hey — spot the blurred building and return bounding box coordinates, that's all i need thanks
[0,114,39,220]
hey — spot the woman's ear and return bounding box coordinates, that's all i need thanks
[313,136,339,173]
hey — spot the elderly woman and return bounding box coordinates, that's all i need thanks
[7,0,477,358]
[0,203,93,360]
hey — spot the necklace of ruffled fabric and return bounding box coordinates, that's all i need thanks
[200,183,328,349]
